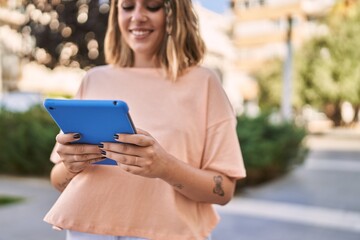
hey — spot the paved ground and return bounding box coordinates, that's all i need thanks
[0,177,63,240]
[213,127,360,240]
[1,127,359,240]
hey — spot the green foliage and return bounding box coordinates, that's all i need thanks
[254,58,283,111]
[0,195,24,206]
[0,106,59,176]
[236,113,307,186]
[254,2,360,125]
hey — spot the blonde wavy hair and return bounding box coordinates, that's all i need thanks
[104,0,206,80]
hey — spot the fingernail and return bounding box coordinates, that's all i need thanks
[73,133,81,139]
[101,150,106,155]
[98,143,104,148]
[113,134,119,140]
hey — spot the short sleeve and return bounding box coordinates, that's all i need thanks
[73,73,88,100]
[201,119,246,179]
[200,71,246,179]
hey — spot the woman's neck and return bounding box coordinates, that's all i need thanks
[133,55,158,68]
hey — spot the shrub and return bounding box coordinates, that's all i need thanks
[0,105,307,187]
[0,105,59,176]
[0,195,24,206]
[236,113,308,187]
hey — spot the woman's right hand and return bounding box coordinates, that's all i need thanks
[55,133,104,174]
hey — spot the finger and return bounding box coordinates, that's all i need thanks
[57,144,102,156]
[89,157,108,164]
[102,142,142,156]
[71,153,104,163]
[56,132,81,144]
[135,128,151,136]
[104,152,144,167]
[65,156,105,165]
[62,160,89,173]
[62,156,105,173]
[114,133,155,147]
[119,163,142,174]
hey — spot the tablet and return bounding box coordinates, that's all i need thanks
[44,99,136,165]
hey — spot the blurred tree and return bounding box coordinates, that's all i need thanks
[21,0,110,69]
[254,58,282,111]
[254,0,360,126]
[296,0,360,125]
[254,57,303,114]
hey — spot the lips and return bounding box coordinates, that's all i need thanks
[130,29,153,38]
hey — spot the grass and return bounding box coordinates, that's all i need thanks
[0,195,24,206]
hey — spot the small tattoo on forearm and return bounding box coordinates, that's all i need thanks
[173,183,184,190]
[213,175,225,197]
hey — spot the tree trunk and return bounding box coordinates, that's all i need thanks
[324,102,342,126]
[354,105,360,124]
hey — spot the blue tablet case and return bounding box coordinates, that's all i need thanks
[44,99,136,165]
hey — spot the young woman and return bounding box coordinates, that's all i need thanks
[44,0,246,239]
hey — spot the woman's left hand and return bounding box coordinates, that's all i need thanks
[101,128,236,205]
[100,128,171,178]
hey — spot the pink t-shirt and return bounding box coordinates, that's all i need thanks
[44,65,246,240]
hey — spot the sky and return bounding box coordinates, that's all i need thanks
[196,0,230,14]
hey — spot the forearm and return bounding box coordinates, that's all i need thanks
[50,163,78,192]
[161,155,236,205]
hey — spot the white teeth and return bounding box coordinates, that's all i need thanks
[132,30,150,36]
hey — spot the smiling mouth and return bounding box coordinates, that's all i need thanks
[130,30,152,38]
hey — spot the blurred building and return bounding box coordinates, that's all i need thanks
[195,3,255,115]
[219,0,336,118]
[230,0,335,73]
[194,0,337,116]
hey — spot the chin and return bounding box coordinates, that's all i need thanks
[131,46,157,56]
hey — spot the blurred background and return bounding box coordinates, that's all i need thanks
[0,0,359,239]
